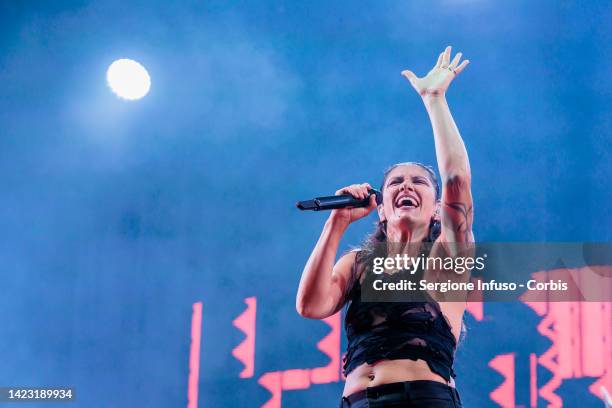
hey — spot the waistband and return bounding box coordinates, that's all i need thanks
[342,380,459,405]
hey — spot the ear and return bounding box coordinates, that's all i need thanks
[433,200,441,223]
[377,203,386,223]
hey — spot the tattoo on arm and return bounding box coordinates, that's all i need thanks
[443,201,473,242]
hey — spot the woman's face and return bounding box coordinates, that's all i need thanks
[378,164,439,237]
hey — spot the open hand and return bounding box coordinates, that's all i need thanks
[401,46,469,98]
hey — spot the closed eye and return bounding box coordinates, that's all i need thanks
[387,177,403,187]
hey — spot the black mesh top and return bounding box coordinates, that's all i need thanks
[342,253,458,382]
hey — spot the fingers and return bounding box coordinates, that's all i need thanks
[358,194,378,215]
[435,52,444,68]
[439,46,469,75]
[401,69,417,83]
[442,45,451,67]
[368,194,378,209]
[405,46,468,82]
[336,183,372,200]
[449,52,462,69]
[454,59,470,75]
[356,183,370,199]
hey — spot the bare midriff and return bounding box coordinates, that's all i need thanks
[342,358,454,398]
[341,301,463,397]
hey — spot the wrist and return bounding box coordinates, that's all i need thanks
[326,213,350,231]
[422,93,447,107]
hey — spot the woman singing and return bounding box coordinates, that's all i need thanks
[296,46,473,407]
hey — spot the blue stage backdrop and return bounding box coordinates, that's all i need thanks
[1,1,610,407]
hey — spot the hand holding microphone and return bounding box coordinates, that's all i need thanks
[297,183,381,226]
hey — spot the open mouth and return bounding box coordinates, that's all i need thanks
[395,195,419,209]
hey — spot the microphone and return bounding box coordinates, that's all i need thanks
[296,189,382,211]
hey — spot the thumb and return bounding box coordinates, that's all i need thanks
[369,194,378,209]
[401,70,417,83]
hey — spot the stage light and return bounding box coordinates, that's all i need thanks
[106,59,151,100]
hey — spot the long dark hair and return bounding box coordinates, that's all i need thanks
[348,162,467,341]
[355,162,441,273]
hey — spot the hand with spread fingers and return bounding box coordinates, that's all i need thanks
[401,45,469,98]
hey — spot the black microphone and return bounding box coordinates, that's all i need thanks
[296,189,382,211]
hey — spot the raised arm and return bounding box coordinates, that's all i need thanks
[402,46,474,245]
[296,183,377,319]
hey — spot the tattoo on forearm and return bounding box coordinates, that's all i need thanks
[443,201,473,242]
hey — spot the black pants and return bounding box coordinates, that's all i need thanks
[339,380,462,408]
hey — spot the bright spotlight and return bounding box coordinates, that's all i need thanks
[106,58,151,100]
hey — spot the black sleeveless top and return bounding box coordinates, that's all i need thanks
[342,254,458,382]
